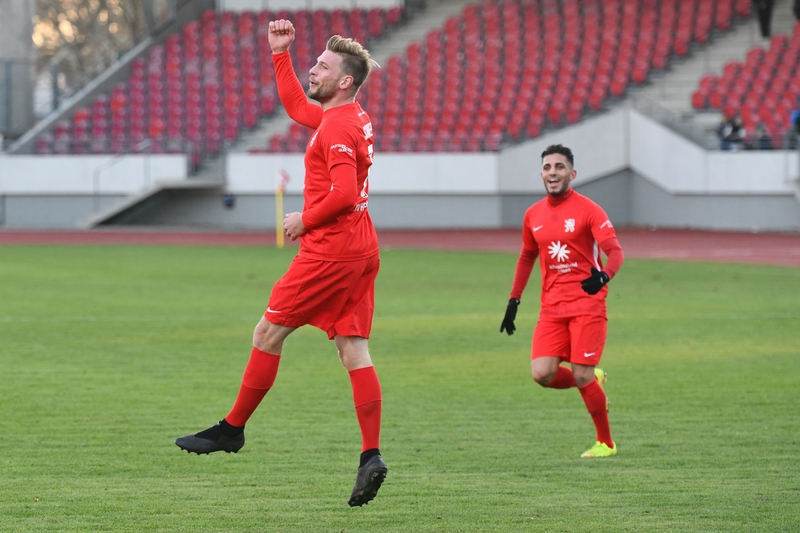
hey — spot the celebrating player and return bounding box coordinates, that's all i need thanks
[500,144,624,458]
[175,20,387,506]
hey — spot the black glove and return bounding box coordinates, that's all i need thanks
[581,267,610,295]
[500,298,520,335]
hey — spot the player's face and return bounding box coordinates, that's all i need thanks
[540,154,576,196]
[308,50,346,104]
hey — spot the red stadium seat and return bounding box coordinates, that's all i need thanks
[692,90,707,109]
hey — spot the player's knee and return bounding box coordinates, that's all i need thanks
[531,369,555,387]
[335,336,372,371]
[572,366,596,387]
[253,318,292,354]
[253,332,277,354]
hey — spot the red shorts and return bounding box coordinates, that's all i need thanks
[265,253,379,339]
[531,314,607,366]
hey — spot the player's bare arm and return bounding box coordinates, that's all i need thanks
[268,19,295,53]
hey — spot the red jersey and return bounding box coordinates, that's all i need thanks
[273,52,379,262]
[511,190,619,317]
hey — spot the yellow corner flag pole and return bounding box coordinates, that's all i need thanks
[275,170,284,249]
[275,167,291,249]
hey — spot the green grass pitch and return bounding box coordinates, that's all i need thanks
[1,244,799,532]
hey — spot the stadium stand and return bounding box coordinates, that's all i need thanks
[269,0,752,153]
[32,6,403,164]
[354,0,750,151]
[32,0,751,159]
[691,20,800,146]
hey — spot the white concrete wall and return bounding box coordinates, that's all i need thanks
[226,152,497,194]
[499,108,629,192]
[0,154,188,194]
[629,110,799,194]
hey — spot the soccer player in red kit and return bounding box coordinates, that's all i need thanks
[500,144,624,458]
[175,20,387,506]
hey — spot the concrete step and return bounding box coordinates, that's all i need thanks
[83,179,225,228]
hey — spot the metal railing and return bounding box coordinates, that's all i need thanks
[628,94,719,149]
[32,135,206,172]
[91,139,152,214]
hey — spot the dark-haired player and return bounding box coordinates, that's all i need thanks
[500,144,624,458]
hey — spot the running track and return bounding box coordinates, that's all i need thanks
[1,228,799,268]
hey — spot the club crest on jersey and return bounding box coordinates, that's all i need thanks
[564,218,576,232]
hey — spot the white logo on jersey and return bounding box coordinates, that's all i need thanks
[600,219,613,229]
[330,143,354,156]
[363,122,373,140]
[548,241,570,262]
[533,225,544,232]
[564,219,575,232]
[309,131,318,147]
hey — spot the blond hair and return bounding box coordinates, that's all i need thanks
[326,35,380,95]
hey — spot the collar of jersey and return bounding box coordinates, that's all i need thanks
[323,101,359,117]
[547,188,574,207]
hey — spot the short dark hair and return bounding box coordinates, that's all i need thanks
[541,144,574,166]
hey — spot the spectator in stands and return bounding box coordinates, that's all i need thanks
[716,117,731,150]
[791,101,800,149]
[754,0,775,38]
[718,113,746,151]
[753,124,773,150]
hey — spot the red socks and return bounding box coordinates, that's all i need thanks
[545,366,612,447]
[224,348,382,455]
[349,366,382,452]
[548,365,577,389]
[578,380,613,447]
[225,347,281,427]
